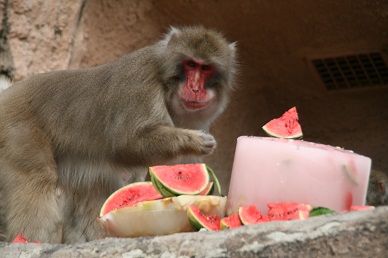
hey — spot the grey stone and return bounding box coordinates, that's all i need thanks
[1,206,387,257]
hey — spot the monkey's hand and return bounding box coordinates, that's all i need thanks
[192,130,217,155]
[130,126,217,165]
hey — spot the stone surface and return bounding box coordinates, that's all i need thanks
[6,0,85,81]
[1,206,387,257]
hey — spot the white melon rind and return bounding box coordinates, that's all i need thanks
[98,195,227,238]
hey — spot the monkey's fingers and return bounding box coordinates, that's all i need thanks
[196,131,217,155]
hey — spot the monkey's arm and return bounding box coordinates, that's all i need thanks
[117,124,216,166]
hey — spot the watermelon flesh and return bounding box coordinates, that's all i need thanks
[100,182,163,216]
[235,202,311,227]
[262,107,303,139]
[220,213,242,229]
[12,234,41,244]
[12,234,29,243]
[238,204,264,225]
[267,202,311,220]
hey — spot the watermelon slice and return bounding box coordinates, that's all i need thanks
[187,205,221,231]
[267,202,311,220]
[238,204,263,225]
[100,182,163,216]
[220,213,243,229]
[262,107,303,139]
[149,163,222,197]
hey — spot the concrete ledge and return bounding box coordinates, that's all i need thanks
[1,206,387,257]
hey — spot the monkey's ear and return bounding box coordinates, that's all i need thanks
[162,26,182,47]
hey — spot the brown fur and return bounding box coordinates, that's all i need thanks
[0,26,238,243]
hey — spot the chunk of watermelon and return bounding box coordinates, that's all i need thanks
[238,204,263,225]
[187,205,221,231]
[267,202,311,220]
[100,182,163,216]
[12,234,41,243]
[262,107,303,139]
[220,213,242,229]
[149,163,222,197]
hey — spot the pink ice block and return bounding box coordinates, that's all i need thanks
[227,136,372,214]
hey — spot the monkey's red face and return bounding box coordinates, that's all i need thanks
[179,59,216,110]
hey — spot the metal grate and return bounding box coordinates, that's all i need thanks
[311,52,388,90]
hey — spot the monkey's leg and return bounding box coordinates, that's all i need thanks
[59,158,123,243]
[1,125,63,243]
[62,191,109,243]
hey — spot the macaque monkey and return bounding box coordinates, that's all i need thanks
[0,26,238,243]
[366,169,388,206]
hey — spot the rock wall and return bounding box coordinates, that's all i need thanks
[4,0,85,81]
[3,0,387,193]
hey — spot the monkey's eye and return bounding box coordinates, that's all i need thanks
[202,65,211,71]
[187,60,196,68]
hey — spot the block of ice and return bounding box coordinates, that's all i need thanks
[227,136,372,214]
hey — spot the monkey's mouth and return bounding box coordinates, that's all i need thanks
[181,99,209,109]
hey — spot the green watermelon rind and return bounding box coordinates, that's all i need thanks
[149,164,210,196]
[309,207,336,217]
[150,173,177,197]
[187,207,204,231]
[206,165,222,196]
[200,182,214,196]
[262,125,303,139]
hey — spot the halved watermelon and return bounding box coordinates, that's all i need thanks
[149,163,222,197]
[187,205,221,231]
[100,182,163,216]
[262,107,303,139]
